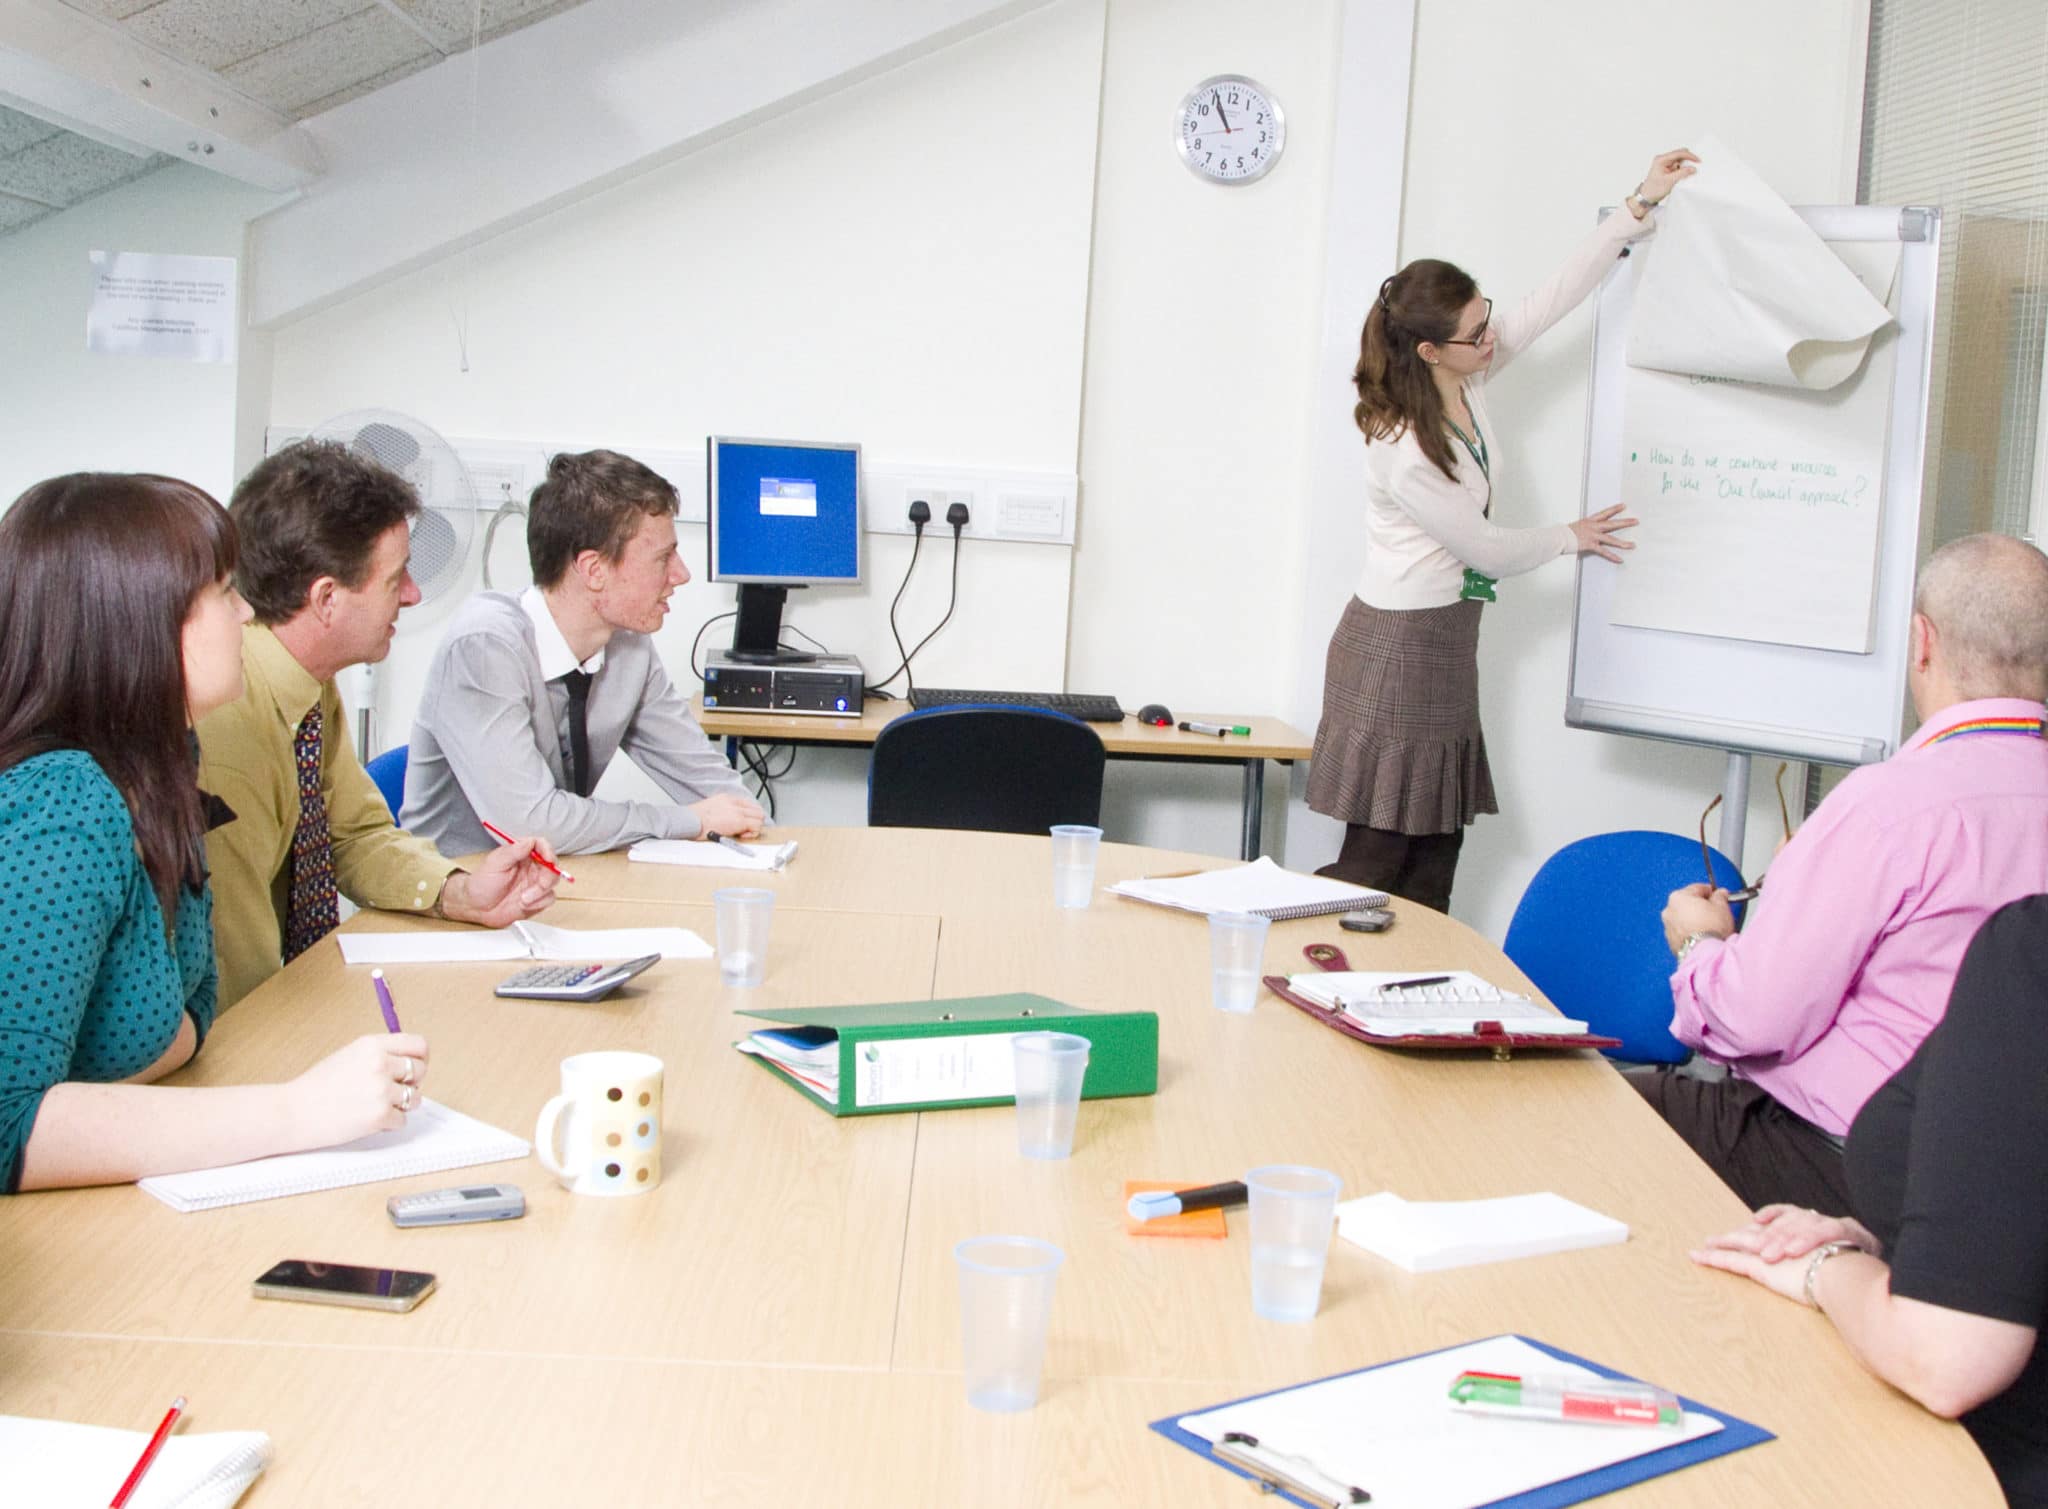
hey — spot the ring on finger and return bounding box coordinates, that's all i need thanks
[399,1058,415,1086]
[399,1083,415,1113]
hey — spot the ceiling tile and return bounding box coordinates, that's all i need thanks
[124,0,371,72]
[0,192,54,235]
[55,0,162,20]
[0,132,159,207]
[388,0,582,50]
[296,54,435,119]
[221,8,436,115]
[0,105,63,158]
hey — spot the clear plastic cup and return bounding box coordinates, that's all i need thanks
[1247,1164,1342,1322]
[1012,1031,1090,1159]
[954,1235,1064,1411]
[1208,910,1270,1013]
[713,886,775,987]
[1049,824,1103,909]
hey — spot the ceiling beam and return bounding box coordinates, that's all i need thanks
[0,0,322,192]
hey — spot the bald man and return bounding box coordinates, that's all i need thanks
[1634,533,2048,1212]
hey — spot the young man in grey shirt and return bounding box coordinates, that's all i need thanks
[403,449,765,856]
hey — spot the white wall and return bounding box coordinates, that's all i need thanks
[0,163,279,505]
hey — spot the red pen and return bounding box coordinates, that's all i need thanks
[480,820,574,884]
[109,1395,185,1507]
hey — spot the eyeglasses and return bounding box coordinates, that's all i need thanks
[1440,297,1493,347]
[1698,763,1796,886]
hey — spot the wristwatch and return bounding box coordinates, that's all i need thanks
[1804,1239,1862,1311]
[1674,931,1712,963]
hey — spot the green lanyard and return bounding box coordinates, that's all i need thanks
[1446,414,1497,601]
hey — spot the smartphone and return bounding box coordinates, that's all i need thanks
[388,1183,525,1228]
[1339,908,1395,933]
[251,1259,437,1313]
[494,953,660,1001]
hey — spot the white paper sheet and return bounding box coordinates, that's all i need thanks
[1335,1191,1628,1272]
[1176,1336,1720,1509]
[0,1416,271,1508]
[1626,135,1894,390]
[628,838,798,871]
[338,920,711,964]
[86,250,238,364]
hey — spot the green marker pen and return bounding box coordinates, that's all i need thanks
[1448,1370,1683,1428]
[1178,720,1252,736]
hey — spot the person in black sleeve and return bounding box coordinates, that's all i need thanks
[1691,894,2048,1506]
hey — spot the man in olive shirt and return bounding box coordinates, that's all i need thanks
[197,442,561,1009]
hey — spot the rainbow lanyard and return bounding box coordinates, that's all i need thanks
[1925,715,2046,746]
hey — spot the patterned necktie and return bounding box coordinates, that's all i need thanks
[562,669,594,798]
[284,704,340,961]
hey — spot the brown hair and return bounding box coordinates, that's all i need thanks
[527,450,679,589]
[231,440,420,623]
[0,473,238,918]
[1353,258,1480,482]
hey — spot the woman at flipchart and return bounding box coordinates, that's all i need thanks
[1308,147,1699,911]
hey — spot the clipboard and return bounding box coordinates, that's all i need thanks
[735,993,1158,1116]
[1150,1334,1772,1509]
[1266,945,1618,1062]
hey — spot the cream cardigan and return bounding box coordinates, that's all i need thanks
[1354,208,1656,611]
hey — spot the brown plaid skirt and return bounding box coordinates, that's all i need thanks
[1305,595,1498,834]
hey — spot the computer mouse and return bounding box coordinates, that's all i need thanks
[1136,703,1173,726]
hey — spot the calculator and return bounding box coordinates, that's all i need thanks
[493,953,661,1001]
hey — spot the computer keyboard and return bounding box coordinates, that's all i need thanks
[909,687,1128,723]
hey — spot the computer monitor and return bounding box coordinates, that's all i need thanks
[707,436,862,661]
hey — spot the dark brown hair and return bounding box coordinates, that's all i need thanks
[1353,258,1480,481]
[231,440,419,623]
[527,450,679,589]
[0,473,238,919]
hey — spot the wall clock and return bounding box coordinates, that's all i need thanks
[1173,74,1284,185]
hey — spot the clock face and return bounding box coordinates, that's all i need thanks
[1174,74,1284,185]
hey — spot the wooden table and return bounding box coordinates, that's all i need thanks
[0,830,1996,1505]
[696,698,1314,858]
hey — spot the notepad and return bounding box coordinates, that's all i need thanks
[0,1414,271,1508]
[137,1098,528,1212]
[628,838,799,871]
[337,919,711,965]
[1286,970,1588,1037]
[1107,857,1388,920]
[1163,1335,1741,1509]
[1336,1191,1629,1272]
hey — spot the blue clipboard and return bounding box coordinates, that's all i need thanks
[1149,1334,1772,1509]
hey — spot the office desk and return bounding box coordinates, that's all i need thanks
[0,832,1996,1505]
[696,698,1313,859]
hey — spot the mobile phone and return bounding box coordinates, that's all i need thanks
[494,953,660,1001]
[1339,908,1395,933]
[387,1183,526,1228]
[251,1260,437,1313]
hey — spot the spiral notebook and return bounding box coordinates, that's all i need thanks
[0,1415,271,1508]
[1106,857,1389,920]
[137,1098,528,1212]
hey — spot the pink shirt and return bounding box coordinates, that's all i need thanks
[1671,697,2048,1135]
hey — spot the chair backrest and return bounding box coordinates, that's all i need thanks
[365,744,409,822]
[868,705,1105,835]
[1502,830,1746,1065]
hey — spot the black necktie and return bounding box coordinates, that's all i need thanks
[562,669,594,798]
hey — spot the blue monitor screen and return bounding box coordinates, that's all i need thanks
[708,438,861,584]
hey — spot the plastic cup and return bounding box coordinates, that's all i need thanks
[954,1235,1064,1411]
[1012,1031,1090,1159]
[1049,824,1103,909]
[713,886,775,987]
[1247,1165,1342,1322]
[1208,910,1270,1013]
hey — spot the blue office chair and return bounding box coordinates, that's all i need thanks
[365,744,409,822]
[1502,830,1746,1065]
[868,704,1105,835]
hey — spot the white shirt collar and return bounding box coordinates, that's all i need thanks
[519,585,606,680]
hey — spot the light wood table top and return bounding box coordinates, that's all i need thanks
[0,833,1997,1505]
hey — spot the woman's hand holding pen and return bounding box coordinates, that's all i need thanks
[1570,504,1638,562]
[285,1032,431,1147]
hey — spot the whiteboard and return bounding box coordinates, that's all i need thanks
[1567,205,1940,766]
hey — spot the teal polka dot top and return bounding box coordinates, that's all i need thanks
[0,750,216,1191]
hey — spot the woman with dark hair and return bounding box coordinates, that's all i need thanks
[1308,148,1698,912]
[0,473,430,1193]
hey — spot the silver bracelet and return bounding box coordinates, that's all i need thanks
[1633,180,1663,208]
[1803,1239,1861,1310]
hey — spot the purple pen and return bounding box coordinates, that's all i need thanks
[372,969,402,1033]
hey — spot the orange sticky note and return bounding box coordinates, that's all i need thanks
[1123,1180,1228,1239]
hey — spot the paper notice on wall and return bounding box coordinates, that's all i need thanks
[86,250,238,363]
[1626,135,1894,390]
